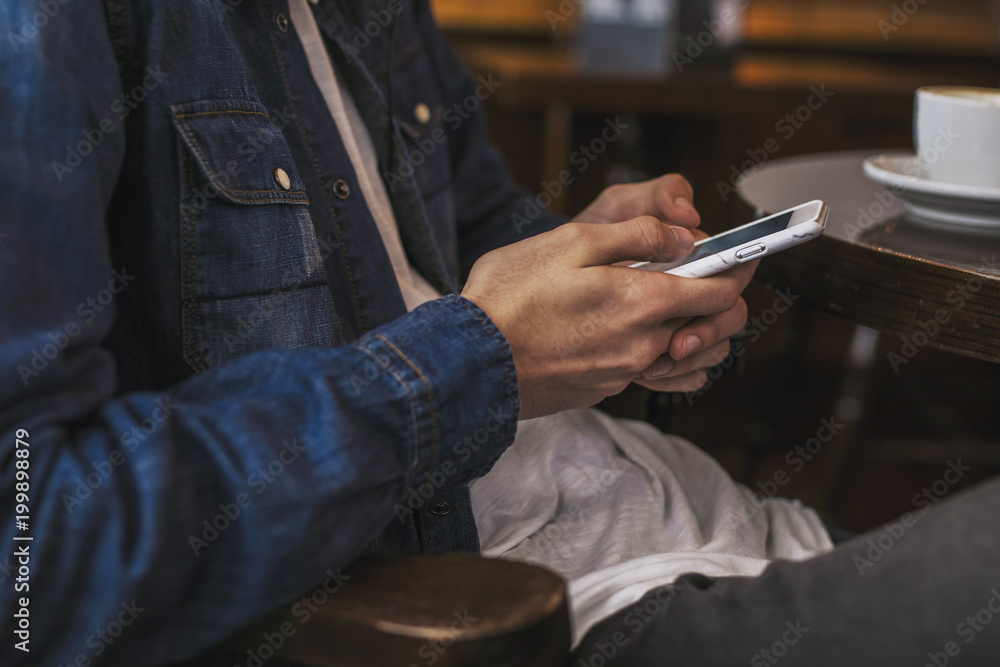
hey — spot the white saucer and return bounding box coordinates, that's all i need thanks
[863,153,1000,231]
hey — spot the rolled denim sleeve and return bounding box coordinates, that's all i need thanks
[413,0,567,277]
[0,4,517,666]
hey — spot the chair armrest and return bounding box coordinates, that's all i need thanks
[219,553,570,667]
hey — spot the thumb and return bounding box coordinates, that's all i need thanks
[579,216,695,267]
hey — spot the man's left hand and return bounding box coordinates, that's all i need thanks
[570,173,701,230]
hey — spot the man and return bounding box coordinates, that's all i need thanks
[1,1,998,666]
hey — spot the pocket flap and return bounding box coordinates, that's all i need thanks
[171,99,309,206]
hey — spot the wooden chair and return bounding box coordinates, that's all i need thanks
[218,554,571,667]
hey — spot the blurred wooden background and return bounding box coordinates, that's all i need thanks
[434,0,1000,48]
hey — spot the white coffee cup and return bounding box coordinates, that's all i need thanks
[914,86,1000,189]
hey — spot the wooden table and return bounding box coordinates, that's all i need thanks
[739,150,1000,364]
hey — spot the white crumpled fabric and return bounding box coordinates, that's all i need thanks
[471,409,833,647]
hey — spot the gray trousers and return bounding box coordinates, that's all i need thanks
[573,474,1000,666]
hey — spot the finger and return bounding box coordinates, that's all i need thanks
[575,216,695,267]
[668,297,748,362]
[573,176,700,229]
[639,338,731,381]
[633,369,709,394]
[630,259,758,323]
[645,174,700,229]
[588,175,699,229]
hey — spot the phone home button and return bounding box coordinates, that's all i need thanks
[736,244,766,260]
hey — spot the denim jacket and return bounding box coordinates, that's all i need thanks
[0,0,562,663]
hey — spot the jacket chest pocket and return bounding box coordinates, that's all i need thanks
[171,99,341,371]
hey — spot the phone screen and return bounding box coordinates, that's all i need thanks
[681,210,794,265]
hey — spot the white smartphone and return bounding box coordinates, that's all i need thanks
[629,200,829,278]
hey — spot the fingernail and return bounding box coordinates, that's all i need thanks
[683,335,702,358]
[675,197,695,213]
[649,358,674,379]
[672,226,694,251]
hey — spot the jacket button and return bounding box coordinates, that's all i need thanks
[276,13,289,32]
[429,500,452,516]
[332,179,350,199]
[414,103,431,124]
[274,168,291,190]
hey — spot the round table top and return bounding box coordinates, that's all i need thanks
[738,150,1000,364]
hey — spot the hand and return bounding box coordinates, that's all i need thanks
[461,217,757,419]
[574,176,751,394]
[630,278,754,394]
[632,226,755,394]
[570,174,701,230]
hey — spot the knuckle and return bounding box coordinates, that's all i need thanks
[603,183,627,203]
[629,339,661,373]
[595,362,635,395]
[664,172,692,194]
[626,277,666,322]
[471,248,500,274]
[631,216,670,260]
[611,376,634,396]
[560,222,589,244]
[632,215,660,234]
[654,187,677,214]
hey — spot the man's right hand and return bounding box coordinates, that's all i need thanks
[461,217,757,419]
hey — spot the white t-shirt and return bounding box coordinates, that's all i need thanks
[288,0,833,648]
